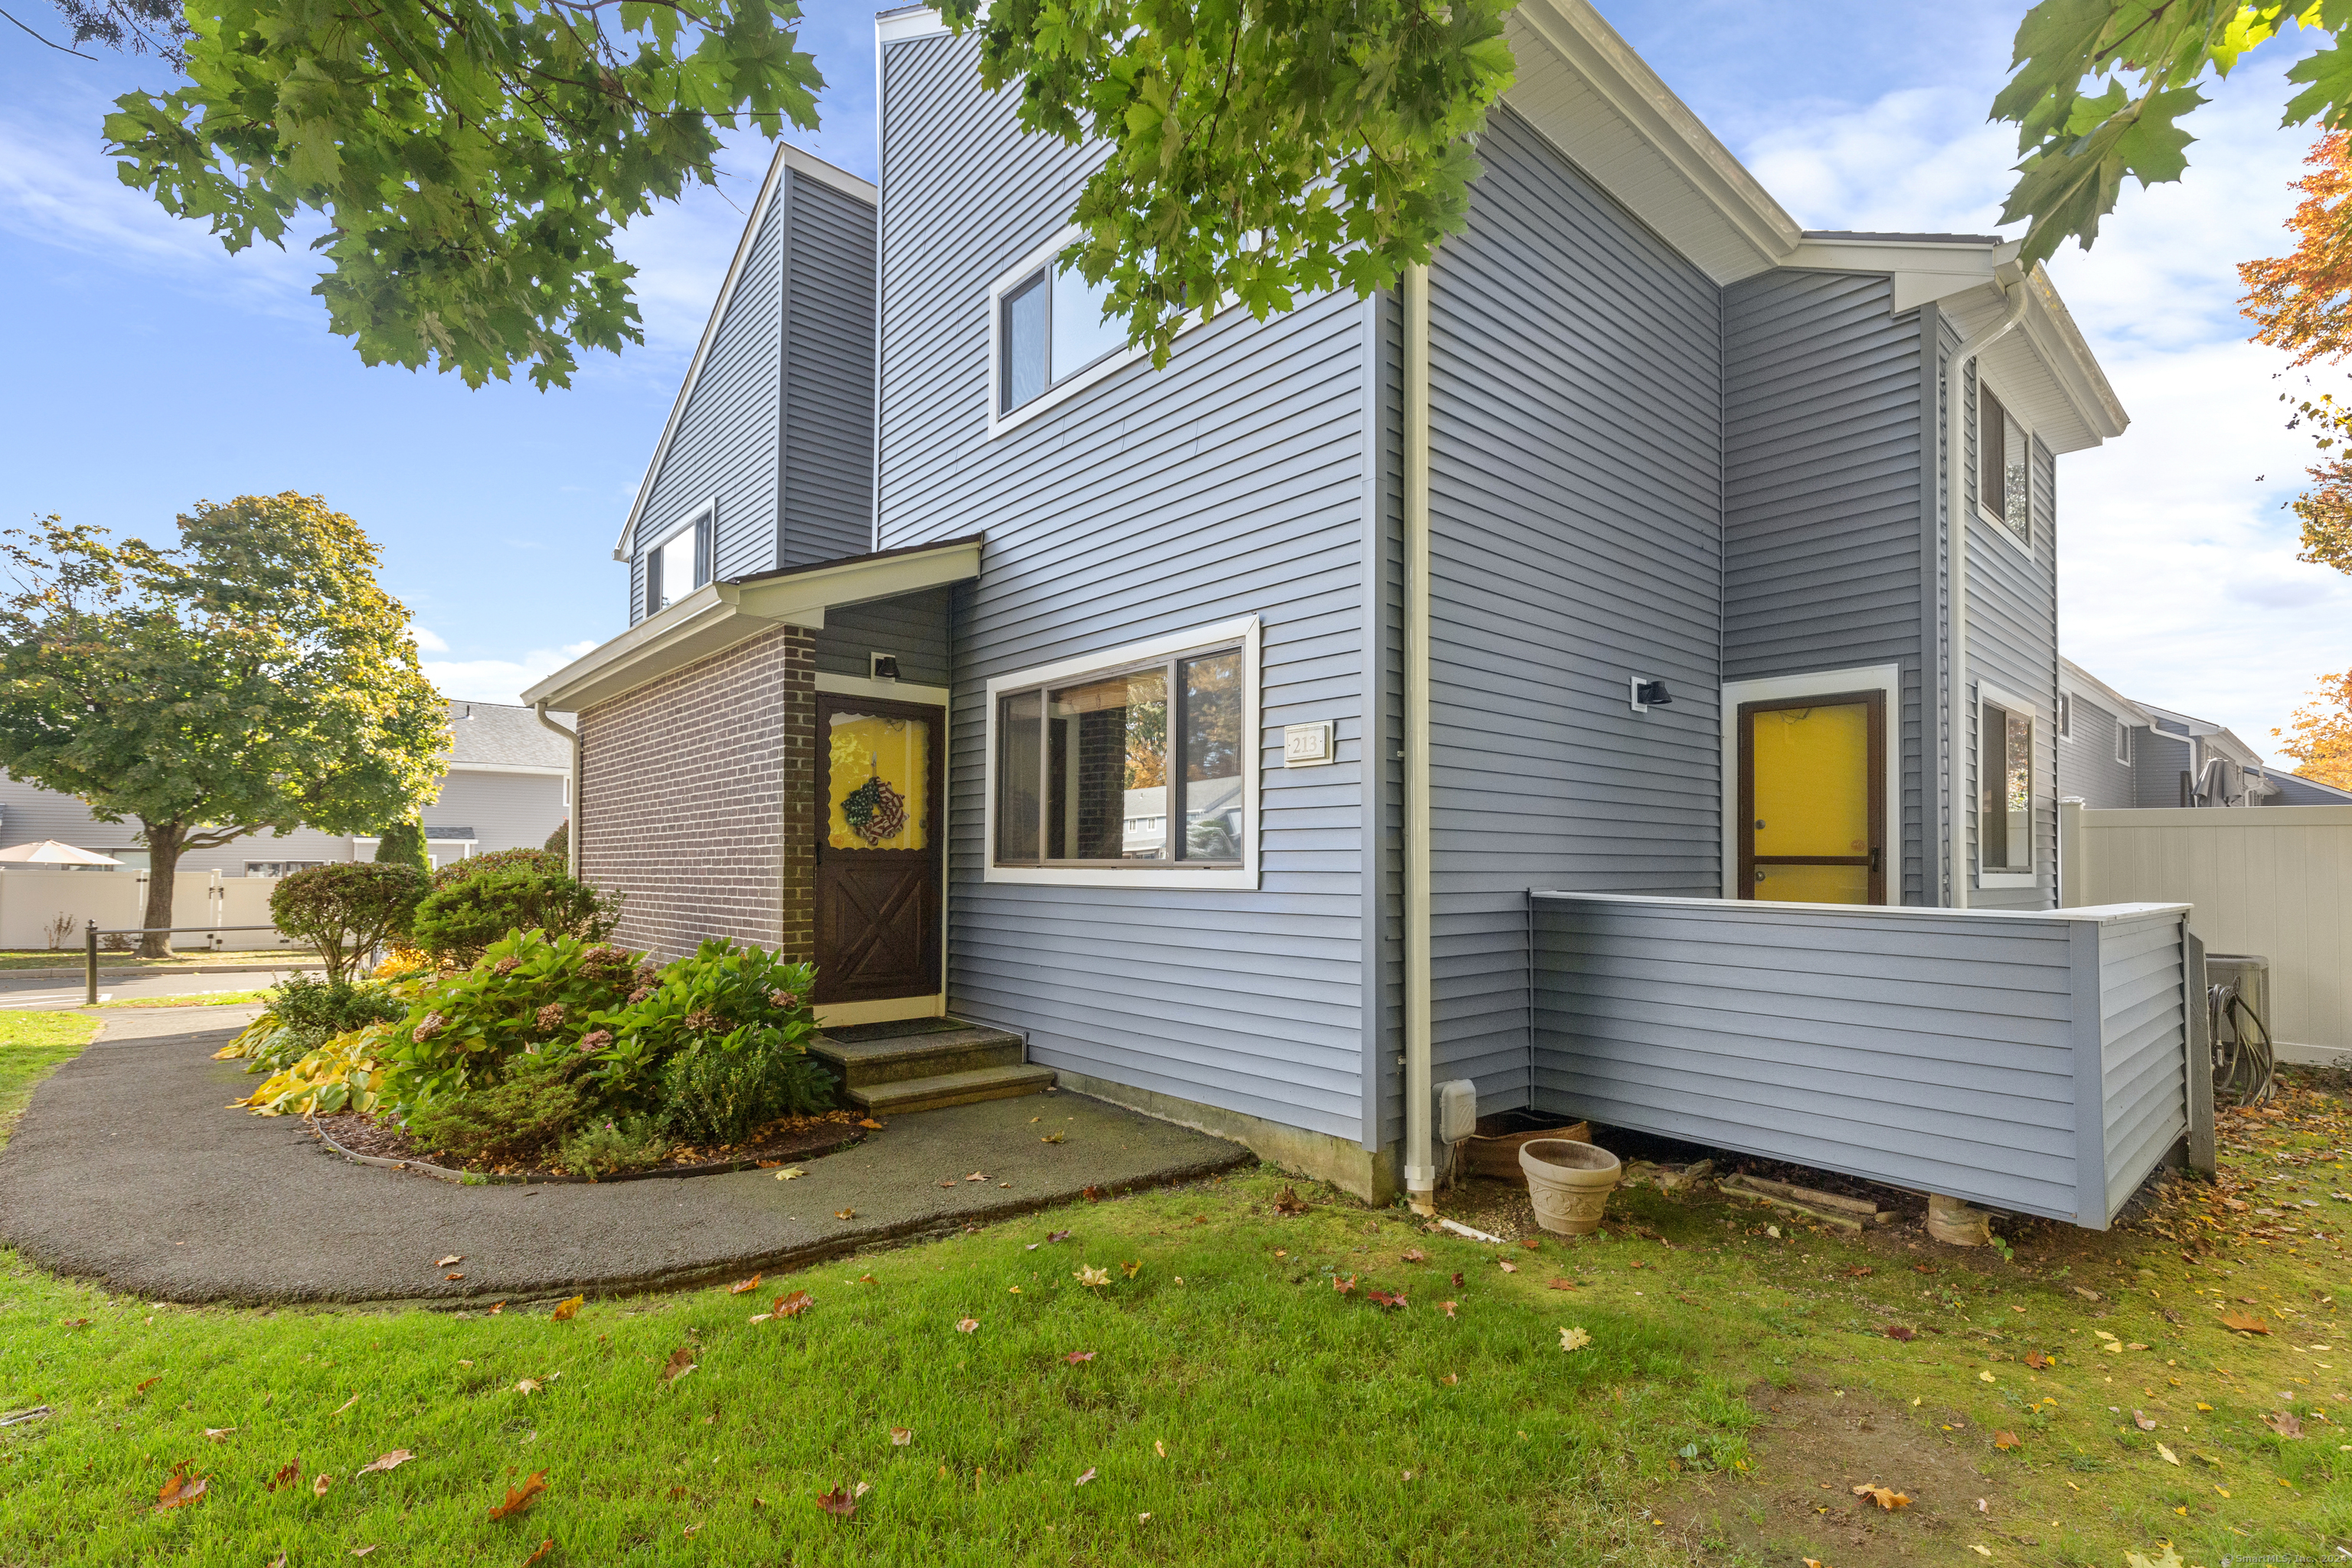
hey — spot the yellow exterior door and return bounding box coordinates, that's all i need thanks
[1739,691,1885,904]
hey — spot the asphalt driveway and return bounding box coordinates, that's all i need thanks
[0,1008,1250,1305]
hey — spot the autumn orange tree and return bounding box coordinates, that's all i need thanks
[2242,133,2352,574]
[2272,668,2352,788]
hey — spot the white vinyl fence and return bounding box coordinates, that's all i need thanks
[2062,802,2352,1062]
[0,869,287,953]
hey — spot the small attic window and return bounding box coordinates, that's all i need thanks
[1978,385,2030,548]
[645,505,712,619]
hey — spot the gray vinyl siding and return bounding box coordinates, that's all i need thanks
[638,194,784,611]
[812,588,955,688]
[1962,364,2060,909]
[630,165,879,617]
[876,29,1370,1143]
[2056,692,2134,808]
[1722,270,1928,901]
[1530,893,2193,1226]
[428,772,569,854]
[2269,771,2352,804]
[780,175,880,567]
[2135,730,2193,808]
[2097,909,2189,1217]
[1412,106,1725,1125]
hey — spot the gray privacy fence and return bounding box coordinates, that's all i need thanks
[1529,893,2207,1229]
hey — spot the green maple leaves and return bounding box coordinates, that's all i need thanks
[939,0,1517,367]
[1995,0,2352,268]
[105,0,824,390]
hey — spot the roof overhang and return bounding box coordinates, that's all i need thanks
[524,536,981,713]
[2057,657,2154,728]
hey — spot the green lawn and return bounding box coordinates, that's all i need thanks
[0,1011,100,1139]
[92,990,271,1010]
[0,1019,2343,1566]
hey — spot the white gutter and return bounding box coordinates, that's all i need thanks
[1942,280,2027,909]
[534,701,581,876]
[1402,263,1436,1215]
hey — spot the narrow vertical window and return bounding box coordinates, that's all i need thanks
[1978,699,2035,874]
[1979,386,2031,546]
[1178,651,1243,860]
[2116,724,2132,766]
[995,691,1042,863]
[1001,273,1047,413]
[2058,693,2072,740]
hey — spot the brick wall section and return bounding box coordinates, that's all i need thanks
[578,625,815,962]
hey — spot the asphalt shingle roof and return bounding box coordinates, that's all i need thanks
[444,700,572,770]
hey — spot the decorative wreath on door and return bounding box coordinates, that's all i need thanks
[841,773,908,846]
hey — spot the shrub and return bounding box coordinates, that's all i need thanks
[374,822,430,877]
[657,1034,835,1146]
[405,1046,590,1167]
[543,819,569,862]
[429,847,563,893]
[556,1116,671,1179]
[270,974,408,1037]
[410,865,621,967]
[586,940,819,1113]
[270,862,429,982]
[375,930,643,1111]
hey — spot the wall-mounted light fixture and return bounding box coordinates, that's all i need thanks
[871,653,902,681]
[1628,677,1672,714]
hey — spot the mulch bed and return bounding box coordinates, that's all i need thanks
[309,1109,871,1184]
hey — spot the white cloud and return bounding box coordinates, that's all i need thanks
[1726,60,2350,763]
[410,624,451,655]
[424,642,598,707]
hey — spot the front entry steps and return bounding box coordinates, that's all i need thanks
[808,1017,1053,1116]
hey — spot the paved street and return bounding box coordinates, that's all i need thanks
[0,962,321,1011]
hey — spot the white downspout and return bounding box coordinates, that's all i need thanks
[534,701,580,876]
[1942,280,2027,910]
[1402,263,1436,1215]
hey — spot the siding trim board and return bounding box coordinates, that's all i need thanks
[1531,892,2193,1227]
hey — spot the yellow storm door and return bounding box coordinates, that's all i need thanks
[1738,691,1885,904]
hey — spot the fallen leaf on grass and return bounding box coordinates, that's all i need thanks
[1519,1237,1541,1252]
[154,1464,207,1512]
[956,1318,978,1334]
[1993,1430,2021,1450]
[1121,1259,1141,1278]
[355,1449,414,1477]
[1402,1247,1426,1263]
[351,1548,378,1559]
[1272,1186,1308,1216]
[1560,1327,1591,1352]
[857,1272,877,1285]
[1075,1467,1096,1486]
[1367,1290,1407,1310]
[515,1378,543,1396]
[1441,1301,1458,1318]
[1439,1372,1459,1386]
[2024,1351,2052,1370]
[1547,1278,1576,1291]
[660,1348,697,1383]
[890,1427,913,1446]
[1851,1483,1909,1510]
[1075,1265,1111,1288]
[2155,1443,2180,1465]
[488,1470,547,1521]
[1846,1266,1873,1277]
[818,1485,858,1518]
[2265,1410,2305,1439]
[522,1541,554,1567]
[1046,1229,1071,1243]
[57,1318,90,1329]
[1497,1261,1518,1274]
[1066,1351,1096,1364]
[268,1459,300,1491]
[2220,1311,2270,1335]
[2124,1547,2183,1568]
[1884,1323,1916,1341]
[313,1475,335,1498]
[2134,1411,2158,1430]
[730,1273,762,1295]
[550,1296,583,1322]
[134,1377,159,1396]
[775,1291,813,1318]
[1331,1275,1356,1295]
[436,1255,463,1268]
[488,1302,505,1315]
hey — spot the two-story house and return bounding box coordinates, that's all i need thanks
[525,0,2128,1204]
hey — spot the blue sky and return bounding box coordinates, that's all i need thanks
[2,3,2345,757]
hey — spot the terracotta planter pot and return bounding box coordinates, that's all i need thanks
[1520,1138,1622,1236]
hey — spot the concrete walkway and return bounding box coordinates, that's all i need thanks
[0,1007,1250,1306]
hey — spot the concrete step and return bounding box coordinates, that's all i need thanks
[849,1063,1057,1116]
[809,1020,1027,1089]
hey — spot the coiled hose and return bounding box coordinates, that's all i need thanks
[2210,982,2276,1109]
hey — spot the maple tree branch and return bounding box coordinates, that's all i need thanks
[0,5,95,56]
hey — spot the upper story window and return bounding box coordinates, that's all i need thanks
[645,504,712,619]
[1978,384,2031,550]
[984,617,1261,889]
[989,229,1135,433]
[2057,692,2073,740]
[2115,724,2132,766]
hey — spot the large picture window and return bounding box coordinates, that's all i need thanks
[985,619,1260,887]
[1978,693,2036,880]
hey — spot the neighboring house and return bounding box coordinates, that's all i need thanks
[527,0,2132,1200]
[2056,657,2352,808]
[0,701,573,874]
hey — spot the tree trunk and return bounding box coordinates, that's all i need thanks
[138,823,185,960]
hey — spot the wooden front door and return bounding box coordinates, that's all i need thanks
[1738,690,1886,905]
[814,694,943,1004]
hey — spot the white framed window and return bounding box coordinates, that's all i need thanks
[1976,380,2033,553]
[1976,683,2040,887]
[644,500,714,619]
[2115,724,2132,766]
[2056,692,2073,740]
[987,227,1139,436]
[984,616,1261,889]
